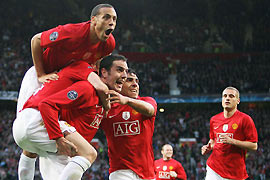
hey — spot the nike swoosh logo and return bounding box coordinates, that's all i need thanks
[108,115,117,118]
[214,126,219,129]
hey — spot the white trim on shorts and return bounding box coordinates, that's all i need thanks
[109,169,155,180]
[205,165,234,180]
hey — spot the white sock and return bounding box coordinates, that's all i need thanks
[58,156,91,180]
[18,153,37,180]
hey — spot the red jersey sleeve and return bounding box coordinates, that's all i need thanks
[139,96,158,116]
[38,81,96,140]
[242,115,258,142]
[175,161,187,180]
[40,22,90,48]
[209,117,215,140]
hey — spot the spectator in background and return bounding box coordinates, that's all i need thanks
[201,87,258,180]
[154,144,187,180]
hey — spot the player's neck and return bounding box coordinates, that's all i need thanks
[89,27,100,45]
[223,108,237,118]
[163,157,171,161]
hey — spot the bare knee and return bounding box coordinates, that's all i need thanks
[23,150,38,158]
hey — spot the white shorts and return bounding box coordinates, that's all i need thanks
[16,66,42,116]
[12,108,76,157]
[109,169,154,180]
[205,166,233,180]
[39,153,70,180]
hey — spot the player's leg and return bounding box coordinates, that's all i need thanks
[58,126,97,180]
[13,108,57,179]
[18,150,37,180]
[39,153,70,180]
[16,66,42,116]
[13,108,58,156]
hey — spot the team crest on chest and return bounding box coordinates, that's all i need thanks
[122,111,130,120]
[169,166,173,170]
[132,109,139,115]
[223,124,228,132]
[232,123,238,130]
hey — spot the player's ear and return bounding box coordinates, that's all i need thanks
[100,68,108,78]
[91,16,97,25]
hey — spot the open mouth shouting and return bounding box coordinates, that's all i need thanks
[104,28,114,38]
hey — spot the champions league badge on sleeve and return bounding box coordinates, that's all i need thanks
[67,90,78,100]
[49,32,58,41]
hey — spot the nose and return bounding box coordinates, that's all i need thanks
[131,81,138,88]
[121,71,127,80]
[109,18,115,27]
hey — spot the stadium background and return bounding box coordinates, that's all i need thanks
[0,0,269,179]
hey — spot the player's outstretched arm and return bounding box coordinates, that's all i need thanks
[31,33,59,83]
[87,72,110,111]
[107,90,155,117]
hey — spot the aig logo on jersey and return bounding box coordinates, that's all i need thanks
[158,171,170,179]
[67,90,78,100]
[49,32,58,41]
[113,120,140,137]
[122,111,130,120]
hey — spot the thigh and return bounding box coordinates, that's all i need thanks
[63,123,96,163]
[17,66,42,115]
[13,108,57,156]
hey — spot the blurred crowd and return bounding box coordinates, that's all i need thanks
[0,0,270,179]
[0,103,269,179]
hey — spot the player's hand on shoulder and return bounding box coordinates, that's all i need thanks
[38,72,59,83]
[56,137,78,157]
[107,90,129,105]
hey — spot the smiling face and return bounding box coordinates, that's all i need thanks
[222,88,240,111]
[91,7,117,41]
[161,144,173,160]
[121,72,139,99]
[101,60,128,92]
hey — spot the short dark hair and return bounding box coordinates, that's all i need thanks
[90,4,114,18]
[99,54,127,75]
[127,68,137,76]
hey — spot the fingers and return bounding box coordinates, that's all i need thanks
[38,73,59,83]
[56,137,78,157]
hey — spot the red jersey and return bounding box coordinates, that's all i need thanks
[23,61,95,109]
[39,81,103,141]
[100,97,157,179]
[207,110,258,179]
[154,158,187,180]
[40,21,115,73]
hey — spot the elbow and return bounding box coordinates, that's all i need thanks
[145,108,155,117]
[252,143,258,151]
